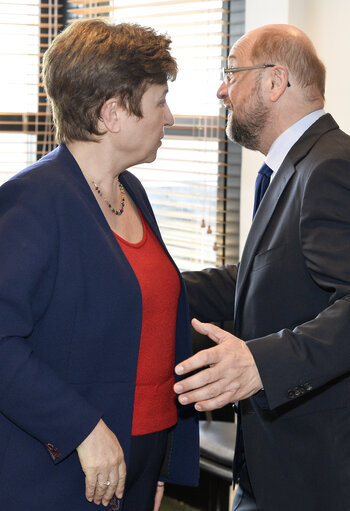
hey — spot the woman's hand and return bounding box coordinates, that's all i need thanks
[76,419,126,507]
[153,481,165,511]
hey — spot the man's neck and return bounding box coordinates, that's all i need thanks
[261,101,324,155]
[265,109,325,173]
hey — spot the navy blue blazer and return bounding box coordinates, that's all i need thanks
[0,145,199,510]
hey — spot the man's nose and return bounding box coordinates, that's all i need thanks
[217,81,228,99]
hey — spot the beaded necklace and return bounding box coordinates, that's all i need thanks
[92,177,126,216]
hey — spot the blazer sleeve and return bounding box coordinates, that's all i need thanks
[248,158,350,410]
[0,177,101,463]
[182,265,238,322]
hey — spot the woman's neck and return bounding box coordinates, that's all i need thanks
[66,139,122,186]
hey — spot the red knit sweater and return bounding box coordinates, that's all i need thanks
[114,213,179,435]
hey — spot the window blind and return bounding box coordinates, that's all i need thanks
[0,0,62,182]
[0,0,244,270]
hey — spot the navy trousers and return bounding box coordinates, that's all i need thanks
[120,429,168,511]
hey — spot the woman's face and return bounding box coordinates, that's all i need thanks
[120,83,174,166]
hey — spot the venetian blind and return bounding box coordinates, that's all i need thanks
[0,0,244,270]
[0,0,62,181]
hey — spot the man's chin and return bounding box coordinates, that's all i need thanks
[226,112,244,144]
[226,121,240,145]
[226,119,259,150]
[225,112,235,142]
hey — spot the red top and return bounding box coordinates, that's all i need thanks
[114,212,180,435]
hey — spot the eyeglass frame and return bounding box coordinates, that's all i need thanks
[222,64,291,87]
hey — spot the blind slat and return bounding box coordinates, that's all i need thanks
[69,0,225,7]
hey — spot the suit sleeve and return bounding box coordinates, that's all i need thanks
[182,265,238,322]
[0,177,101,463]
[248,158,350,410]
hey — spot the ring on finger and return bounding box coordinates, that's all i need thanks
[99,480,111,487]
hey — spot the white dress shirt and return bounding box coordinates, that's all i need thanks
[265,109,326,181]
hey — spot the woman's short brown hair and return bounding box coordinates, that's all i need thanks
[42,19,178,143]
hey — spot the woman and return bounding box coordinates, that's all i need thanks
[0,19,198,511]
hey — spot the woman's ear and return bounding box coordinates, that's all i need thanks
[99,98,121,133]
[269,65,290,102]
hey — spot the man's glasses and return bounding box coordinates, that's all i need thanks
[222,64,291,87]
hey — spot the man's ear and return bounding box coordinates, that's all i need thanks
[269,65,290,102]
[99,98,122,133]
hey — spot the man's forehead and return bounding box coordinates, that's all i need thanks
[228,34,253,65]
[227,56,236,67]
[228,45,243,66]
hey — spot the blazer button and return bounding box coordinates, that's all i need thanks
[287,389,295,399]
[304,382,312,392]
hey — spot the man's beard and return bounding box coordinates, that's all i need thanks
[226,84,269,151]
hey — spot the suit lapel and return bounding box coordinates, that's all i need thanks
[234,113,339,319]
[234,158,296,316]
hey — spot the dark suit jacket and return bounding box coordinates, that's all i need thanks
[0,145,199,511]
[184,114,350,511]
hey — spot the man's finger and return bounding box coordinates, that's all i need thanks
[175,343,221,378]
[191,318,231,344]
[177,379,226,405]
[193,390,235,411]
[174,362,219,395]
[174,319,239,377]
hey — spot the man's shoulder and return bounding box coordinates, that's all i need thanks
[290,114,350,166]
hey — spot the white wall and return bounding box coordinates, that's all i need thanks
[239,0,350,254]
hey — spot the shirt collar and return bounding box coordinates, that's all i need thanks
[265,109,326,178]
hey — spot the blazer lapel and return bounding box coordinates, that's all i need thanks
[119,171,162,239]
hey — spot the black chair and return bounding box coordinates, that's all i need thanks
[199,415,236,511]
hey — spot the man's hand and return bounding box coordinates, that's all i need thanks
[76,419,126,507]
[174,319,263,411]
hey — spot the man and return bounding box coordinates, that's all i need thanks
[174,24,350,511]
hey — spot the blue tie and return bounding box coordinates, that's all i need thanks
[253,162,273,218]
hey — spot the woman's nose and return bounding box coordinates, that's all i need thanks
[164,103,174,127]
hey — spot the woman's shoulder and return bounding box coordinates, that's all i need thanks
[7,145,78,188]
[1,145,88,203]
[0,145,88,221]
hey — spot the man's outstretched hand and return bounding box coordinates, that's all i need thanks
[174,319,263,411]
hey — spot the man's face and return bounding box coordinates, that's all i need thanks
[217,44,270,151]
[226,76,269,151]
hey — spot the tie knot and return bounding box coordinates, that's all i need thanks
[258,162,273,179]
